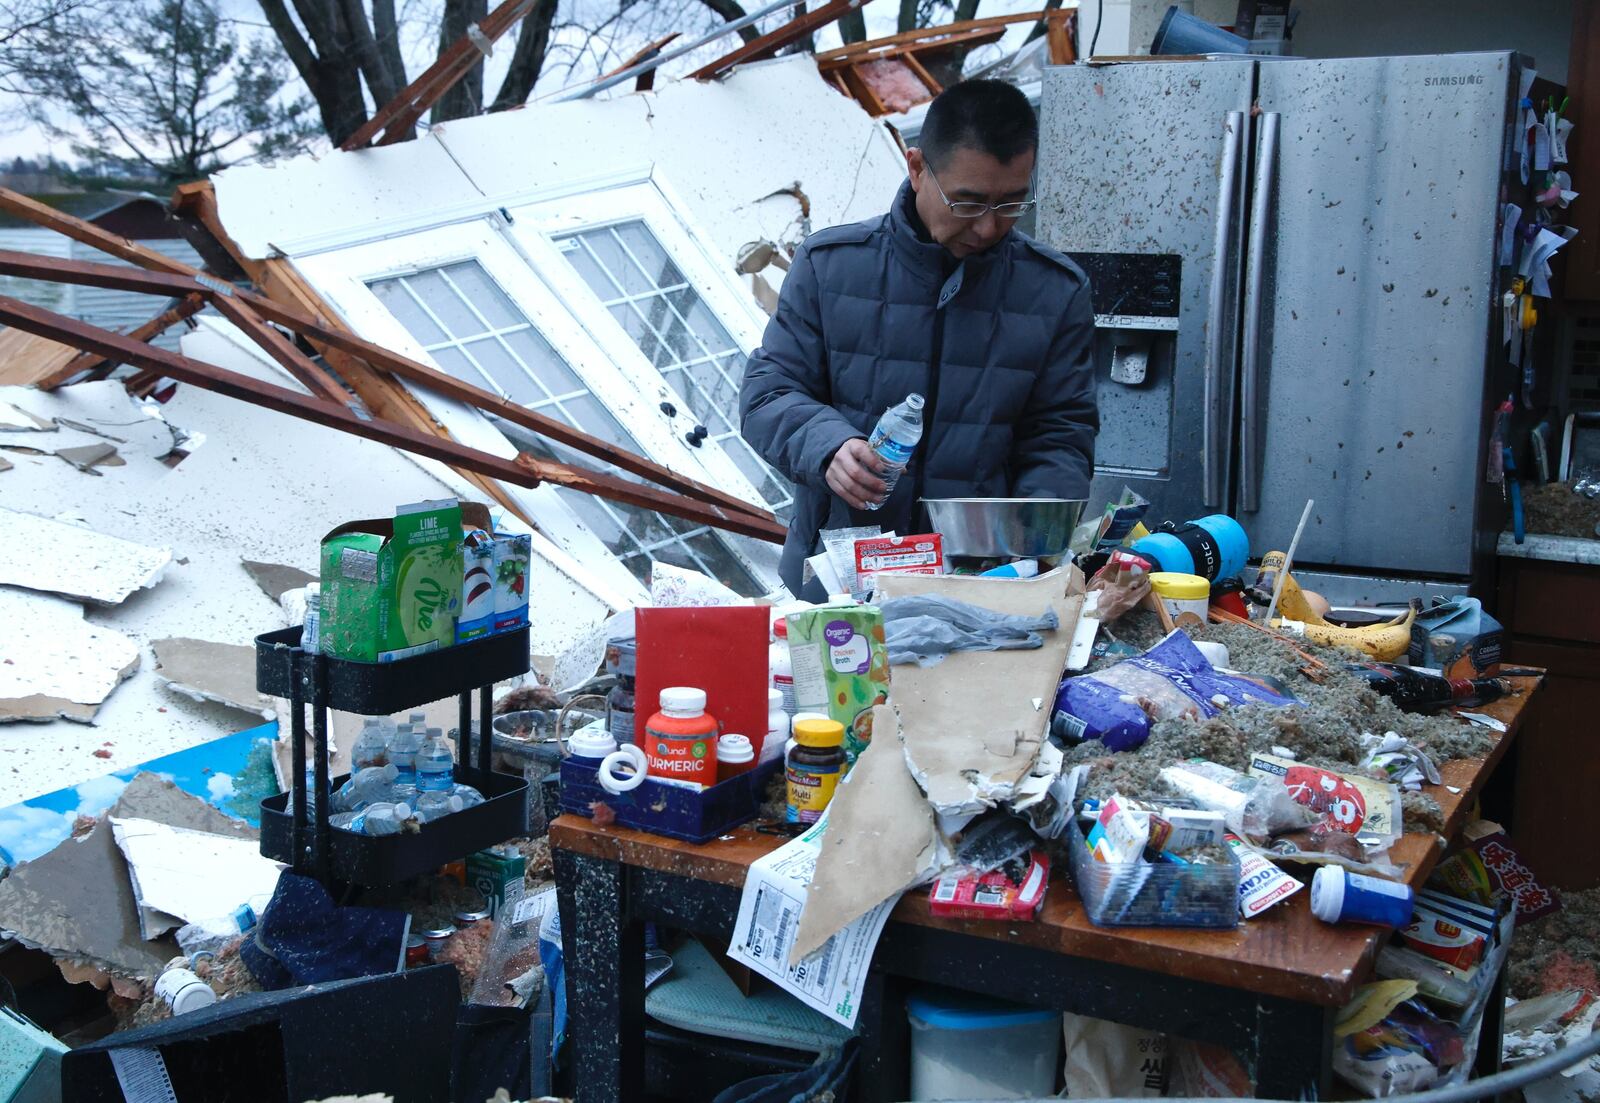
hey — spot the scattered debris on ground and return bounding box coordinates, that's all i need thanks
[1521,482,1600,539]
[1509,886,1600,1002]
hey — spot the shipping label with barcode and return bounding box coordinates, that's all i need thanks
[728,815,894,1027]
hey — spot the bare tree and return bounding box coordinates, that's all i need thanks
[19,0,317,182]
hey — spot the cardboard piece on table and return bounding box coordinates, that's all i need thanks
[152,637,274,718]
[875,565,1084,815]
[635,605,771,760]
[792,706,942,960]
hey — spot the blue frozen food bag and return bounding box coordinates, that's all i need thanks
[1051,630,1295,752]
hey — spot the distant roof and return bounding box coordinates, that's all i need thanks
[0,191,180,238]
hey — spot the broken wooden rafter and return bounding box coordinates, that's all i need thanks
[0,294,787,544]
[341,0,538,150]
[691,0,866,81]
[815,8,1067,62]
[0,190,191,276]
[0,240,775,526]
[42,294,209,389]
[602,33,682,93]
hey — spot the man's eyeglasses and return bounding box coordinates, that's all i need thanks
[925,169,1036,220]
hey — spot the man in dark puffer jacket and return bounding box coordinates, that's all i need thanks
[740,79,1098,597]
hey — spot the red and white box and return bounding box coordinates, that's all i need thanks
[928,850,1051,921]
[854,534,944,590]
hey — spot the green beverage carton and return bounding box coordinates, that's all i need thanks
[467,845,527,918]
[786,603,890,765]
[320,499,463,662]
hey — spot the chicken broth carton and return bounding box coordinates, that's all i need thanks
[321,499,463,662]
[786,604,890,765]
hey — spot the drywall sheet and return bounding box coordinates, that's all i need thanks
[0,507,171,605]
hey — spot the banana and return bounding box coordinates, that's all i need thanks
[1256,550,1329,625]
[1271,604,1416,662]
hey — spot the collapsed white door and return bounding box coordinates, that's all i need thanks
[297,202,785,600]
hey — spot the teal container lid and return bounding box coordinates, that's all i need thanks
[906,986,1057,1030]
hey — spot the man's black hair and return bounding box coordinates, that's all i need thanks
[918,80,1038,170]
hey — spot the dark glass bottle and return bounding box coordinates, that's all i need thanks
[1342,662,1514,713]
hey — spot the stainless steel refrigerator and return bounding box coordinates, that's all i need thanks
[1036,52,1525,605]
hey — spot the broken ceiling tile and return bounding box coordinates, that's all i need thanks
[0,815,178,980]
[152,637,273,719]
[110,771,257,841]
[875,566,1085,816]
[242,559,317,602]
[0,588,139,724]
[0,399,52,431]
[0,507,173,605]
[111,817,283,940]
[54,442,123,474]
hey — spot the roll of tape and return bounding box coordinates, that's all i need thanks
[598,744,647,794]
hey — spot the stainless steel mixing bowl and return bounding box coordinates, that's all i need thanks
[922,497,1087,558]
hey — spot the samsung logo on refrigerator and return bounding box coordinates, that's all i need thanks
[1424,75,1485,86]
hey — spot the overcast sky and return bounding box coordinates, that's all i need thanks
[0,0,1041,165]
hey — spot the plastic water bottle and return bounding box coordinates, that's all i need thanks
[350,718,390,771]
[450,783,486,809]
[361,802,414,836]
[863,393,925,510]
[416,728,454,793]
[390,722,423,789]
[301,583,321,654]
[415,791,464,823]
[331,764,399,812]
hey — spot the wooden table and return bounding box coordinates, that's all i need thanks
[550,676,1541,1102]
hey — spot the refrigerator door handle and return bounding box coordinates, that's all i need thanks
[1204,110,1247,509]
[1239,110,1280,514]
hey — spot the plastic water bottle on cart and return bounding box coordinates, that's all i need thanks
[864,393,925,511]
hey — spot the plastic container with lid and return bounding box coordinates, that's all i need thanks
[568,725,619,760]
[906,987,1060,1101]
[718,733,755,780]
[769,618,796,715]
[762,688,790,765]
[1149,572,1211,623]
[156,965,218,1016]
[786,718,845,824]
[643,687,719,788]
[1310,865,1414,927]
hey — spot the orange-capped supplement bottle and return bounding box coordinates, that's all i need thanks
[642,686,719,788]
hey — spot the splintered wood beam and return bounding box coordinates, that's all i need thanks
[0,190,192,275]
[601,33,681,92]
[0,248,778,525]
[815,8,1055,60]
[0,294,787,543]
[38,293,206,389]
[207,293,350,405]
[342,0,537,150]
[691,0,865,80]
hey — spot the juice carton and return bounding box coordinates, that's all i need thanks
[459,530,496,644]
[467,845,527,918]
[321,499,463,663]
[492,532,532,633]
[785,603,889,765]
